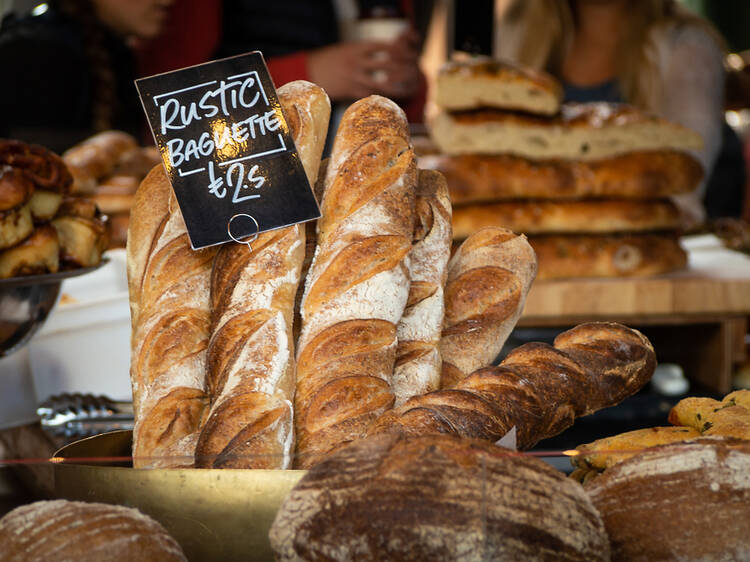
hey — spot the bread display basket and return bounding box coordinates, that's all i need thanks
[53,430,304,562]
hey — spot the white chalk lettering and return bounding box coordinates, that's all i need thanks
[159,75,264,133]
[205,161,265,203]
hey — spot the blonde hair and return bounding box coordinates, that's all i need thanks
[498,0,725,110]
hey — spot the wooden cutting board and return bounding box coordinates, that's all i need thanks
[521,235,750,321]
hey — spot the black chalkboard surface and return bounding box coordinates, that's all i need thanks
[136,52,320,250]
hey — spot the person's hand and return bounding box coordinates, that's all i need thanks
[307,30,421,101]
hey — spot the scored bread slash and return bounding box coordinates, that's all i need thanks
[294,95,416,469]
[392,169,452,407]
[195,81,330,470]
[439,226,537,386]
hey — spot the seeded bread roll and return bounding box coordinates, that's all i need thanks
[586,438,750,562]
[0,500,186,562]
[270,433,610,561]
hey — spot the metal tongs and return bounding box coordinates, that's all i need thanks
[37,393,134,439]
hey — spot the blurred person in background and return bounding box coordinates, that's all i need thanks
[494,0,743,226]
[0,0,174,153]
[216,0,430,126]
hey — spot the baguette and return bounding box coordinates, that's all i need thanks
[419,151,703,204]
[194,81,330,469]
[451,198,682,239]
[127,165,217,468]
[392,169,452,406]
[439,227,537,388]
[294,95,417,468]
[370,322,656,450]
[529,233,687,280]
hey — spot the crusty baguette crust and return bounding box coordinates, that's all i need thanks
[295,95,416,468]
[195,81,330,469]
[452,199,682,239]
[439,227,537,386]
[392,169,452,407]
[127,165,217,468]
[436,57,563,114]
[529,233,687,280]
[430,102,703,160]
[420,151,704,203]
[271,433,609,561]
[371,322,656,450]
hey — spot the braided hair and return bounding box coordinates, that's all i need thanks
[55,0,117,132]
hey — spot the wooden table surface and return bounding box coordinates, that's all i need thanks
[521,234,750,323]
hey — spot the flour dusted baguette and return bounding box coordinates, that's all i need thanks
[370,322,656,450]
[128,165,217,468]
[392,169,451,406]
[439,227,537,388]
[194,81,330,469]
[295,95,416,468]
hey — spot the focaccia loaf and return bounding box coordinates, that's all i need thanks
[451,198,682,239]
[430,102,703,160]
[439,227,537,388]
[195,81,330,469]
[370,322,656,450]
[419,151,703,204]
[392,169,452,407]
[127,165,217,468]
[294,95,416,468]
[436,57,563,115]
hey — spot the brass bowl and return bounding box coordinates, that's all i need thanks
[54,430,304,561]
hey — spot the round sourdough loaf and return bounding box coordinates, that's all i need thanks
[585,437,750,561]
[270,433,609,561]
[0,499,186,561]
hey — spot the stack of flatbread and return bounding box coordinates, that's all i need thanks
[422,58,704,280]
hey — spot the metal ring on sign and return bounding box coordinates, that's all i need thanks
[227,213,260,252]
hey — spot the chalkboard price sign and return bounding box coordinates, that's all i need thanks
[136,52,321,249]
